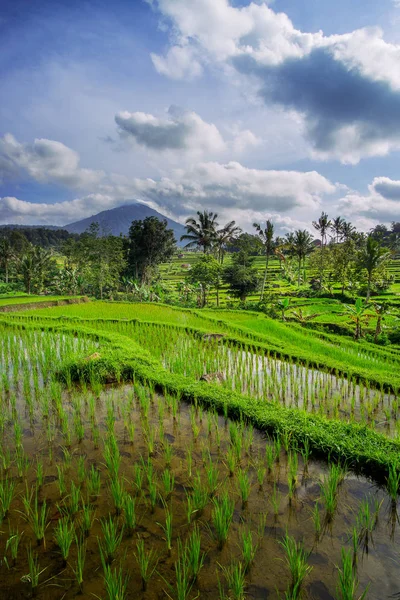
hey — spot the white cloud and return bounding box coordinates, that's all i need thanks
[115,105,225,154]
[149,0,400,164]
[151,45,203,80]
[0,160,336,226]
[0,134,104,189]
[337,176,400,224]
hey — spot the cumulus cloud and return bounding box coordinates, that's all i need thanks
[236,48,400,164]
[108,161,336,216]
[369,176,400,200]
[115,105,225,153]
[149,0,400,163]
[151,45,203,80]
[337,176,400,224]
[0,134,104,188]
[0,161,336,226]
[0,194,118,226]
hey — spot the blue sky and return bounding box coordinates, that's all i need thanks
[0,0,400,233]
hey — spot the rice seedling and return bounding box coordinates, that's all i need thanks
[356,497,377,552]
[100,560,129,600]
[206,460,219,497]
[144,424,156,457]
[109,476,125,516]
[135,537,159,592]
[53,517,75,566]
[265,444,275,472]
[226,445,237,477]
[132,462,144,494]
[220,561,246,600]
[212,491,235,549]
[57,465,67,498]
[72,535,87,593]
[161,469,175,499]
[23,545,47,596]
[240,528,258,573]
[80,499,96,537]
[123,493,136,536]
[279,532,312,600]
[336,548,369,600]
[185,523,205,582]
[257,461,266,490]
[165,538,193,600]
[5,527,23,566]
[386,464,400,508]
[88,465,101,497]
[98,516,124,564]
[35,460,44,489]
[237,469,251,508]
[157,504,173,556]
[190,472,209,517]
[22,487,49,546]
[0,476,16,521]
[15,448,30,479]
[148,478,158,514]
[103,435,121,479]
[320,464,344,523]
[69,481,81,516]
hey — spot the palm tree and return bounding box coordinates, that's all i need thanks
[0,237,14,284]
[341,221,356,241]
[253,220,274,300]
[215,221,242,263]
[286,230,314,287]
[180,211,219,253]
[312,211,331,288]
[330,217,345,243]
[357,235,392,301]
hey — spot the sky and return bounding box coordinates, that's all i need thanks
[0,0,400,235]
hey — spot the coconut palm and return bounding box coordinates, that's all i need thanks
[357,235,392,301]
[253,220,274,300]
[286,230,315,287]
[330,217,345,243]
[215,221,242,263]
[341,221,356,241]
[312,211,331,288]
[180,211,219,253]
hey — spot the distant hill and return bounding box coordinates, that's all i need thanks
[64,202,186,243]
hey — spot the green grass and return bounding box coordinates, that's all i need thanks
[0,294,86,307]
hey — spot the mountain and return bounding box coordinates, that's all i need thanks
[64,202,186,243]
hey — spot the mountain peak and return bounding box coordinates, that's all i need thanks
[64,202,186,244]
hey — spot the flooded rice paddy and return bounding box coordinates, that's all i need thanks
[0,329,399,598]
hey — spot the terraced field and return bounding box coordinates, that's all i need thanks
[0,299,399,599]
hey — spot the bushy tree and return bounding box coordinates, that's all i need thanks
[223,252,259,302]
[125,217,176,284]
[187,254,222,307]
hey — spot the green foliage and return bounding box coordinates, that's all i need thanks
[126,216,176,284]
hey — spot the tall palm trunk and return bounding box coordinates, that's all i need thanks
[260,255,269,300]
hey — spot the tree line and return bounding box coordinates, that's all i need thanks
[178,210,398,305]
[0,211,398,302]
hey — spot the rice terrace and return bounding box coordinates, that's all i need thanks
[0,207,399,600]
[2,1,400,599]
